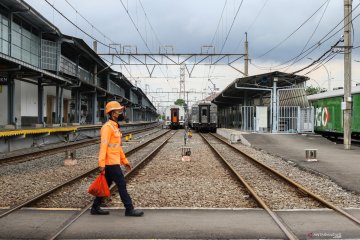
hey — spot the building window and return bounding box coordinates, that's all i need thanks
[2,16,41,67]
[41,39,57,71]
[0,14,9,55]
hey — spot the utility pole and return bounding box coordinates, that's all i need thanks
[344,0,352,150]
[180,65,185,100]
[244,32,249,76]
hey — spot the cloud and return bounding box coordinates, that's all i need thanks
[23,0,360,108]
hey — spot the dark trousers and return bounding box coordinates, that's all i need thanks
[92,165,133,210]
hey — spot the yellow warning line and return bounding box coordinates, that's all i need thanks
[0,127,78,138]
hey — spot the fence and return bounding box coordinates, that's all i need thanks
[277,106,314,133]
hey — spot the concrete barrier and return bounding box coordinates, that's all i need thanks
[216,128,251,146]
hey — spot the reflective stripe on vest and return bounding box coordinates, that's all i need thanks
[108,143,121,148]
[104,122,122,146]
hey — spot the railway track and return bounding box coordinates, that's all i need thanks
[0,124,161,165]
[107,130,256,209]
[44,130,176,240]
[0,129,172,220]
[200,132,360,240]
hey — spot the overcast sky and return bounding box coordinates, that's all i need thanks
[24,0,360,109]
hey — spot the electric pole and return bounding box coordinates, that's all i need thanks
[244,32,249,76]
[344,0,352,150]
[180,65,185,100]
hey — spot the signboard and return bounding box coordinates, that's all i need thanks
[0,72,8,85]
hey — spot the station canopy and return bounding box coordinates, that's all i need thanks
[213,71,309,105]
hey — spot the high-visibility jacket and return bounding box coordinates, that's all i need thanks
[98,120,129,168]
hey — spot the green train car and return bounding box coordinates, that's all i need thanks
[307,85,360,138]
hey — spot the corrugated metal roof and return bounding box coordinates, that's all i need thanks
[213,71,309,105]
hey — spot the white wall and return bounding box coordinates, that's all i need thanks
[1,79,73,126]
[43,85,71,117]
[21,82,38,116]
[0,79,27,126]
[0,85,8,125]
[14,80,21,126]
[20,82,71,119]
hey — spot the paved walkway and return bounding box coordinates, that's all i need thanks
[235,131,360,193]
[1,208,360,239]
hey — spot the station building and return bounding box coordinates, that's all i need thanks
[0,0,157,129]
[213,71,314,133]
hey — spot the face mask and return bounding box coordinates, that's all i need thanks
[118,114,125,121]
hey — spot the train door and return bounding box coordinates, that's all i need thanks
[199,105,210,123]
[171,108,179,123]
[63,99,69,124]
[46,95,54,124]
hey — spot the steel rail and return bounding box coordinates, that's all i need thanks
[0,129,171,219]
[200,133,299,240]
[209,133,360,227]
[0,124,160,165]
[46,130,177,240]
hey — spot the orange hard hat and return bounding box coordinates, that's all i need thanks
[105,101,124,114]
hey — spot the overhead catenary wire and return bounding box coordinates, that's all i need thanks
[234,0,269,52]
[303,52,338,76]
[252,2,360,73]
[289,9,360,74]
[205,0,228,93]
[219,0,244,54]
[43,0,114,49]
[139,0,162,47]
[118,0,152,52]
[291,38,342,75]
[210,0,228,46]
[208,0,245,89]
[117,0,174,91]
[42,0,163,96]
[63,0,115,44]
[284,0,331,72]
[253,0,330,60]
[138,0,173,94]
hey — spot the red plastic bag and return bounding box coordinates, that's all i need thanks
[88,172,110,197]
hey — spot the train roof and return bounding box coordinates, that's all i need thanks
[192,101,213,107]
[165,105,184,109]
[307,85,360,101]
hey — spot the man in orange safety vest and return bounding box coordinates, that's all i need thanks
[91,100,144,217]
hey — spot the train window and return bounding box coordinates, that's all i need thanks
[202,109,207,116]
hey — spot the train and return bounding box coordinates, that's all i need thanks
[164,105,185,129]
[307,85,360,138]
[189,101,218,132]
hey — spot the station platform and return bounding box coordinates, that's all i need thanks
[0,122,158,154]
[0,122,151,138]
[0,207,360,239]
[217,129,360,194]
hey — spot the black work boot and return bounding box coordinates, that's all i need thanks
[91,207,109,215]
[125,209,144,217]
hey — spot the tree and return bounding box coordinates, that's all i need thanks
[174,99,185,106]
[306,86,325,95]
